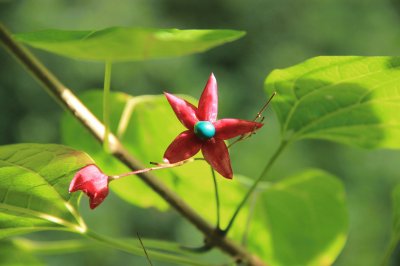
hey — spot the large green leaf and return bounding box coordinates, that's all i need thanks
[248,169,348,266]
[265,56,400,148]
[14,27,245,62]
[0,144,93,238]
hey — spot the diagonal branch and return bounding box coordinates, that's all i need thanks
[0,23,266,266]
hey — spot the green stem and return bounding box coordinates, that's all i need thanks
[85,230,208,266]
[103,61,112,152]
[211,167,221,230]
[381,233,400,266]
[224,140,288,234]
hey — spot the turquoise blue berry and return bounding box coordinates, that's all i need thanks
[194,121,215,139]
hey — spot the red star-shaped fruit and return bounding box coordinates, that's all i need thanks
[163,73,263,179]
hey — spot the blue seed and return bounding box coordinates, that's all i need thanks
[194,121,215,139]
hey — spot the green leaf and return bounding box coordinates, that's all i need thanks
[248,169,348,266]
[14,27,245,62]
[265,56,400,148]
[0,143,93,238]
[0,240,43,266]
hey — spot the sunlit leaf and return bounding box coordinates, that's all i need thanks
[265,56,400,148]
[0,144,93,238]
[14,27,245,62]
[248,169,348,266]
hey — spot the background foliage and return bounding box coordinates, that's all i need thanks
[1,0,400,265]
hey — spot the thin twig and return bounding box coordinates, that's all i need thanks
[253,92,276,121]
[111,158,196,179]
[211,167,221,230]
[0,23,266,266]
[137,232,154,266]
[103,61,112,153]
[228,92,276,148]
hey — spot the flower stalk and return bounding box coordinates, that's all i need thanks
[211,167,221,230]
[111,158,198,179]
[103,61,113,153]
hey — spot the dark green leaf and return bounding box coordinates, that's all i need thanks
[265,56,400,148]
[15,27,245,62]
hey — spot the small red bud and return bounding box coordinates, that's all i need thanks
[69,164,110,209]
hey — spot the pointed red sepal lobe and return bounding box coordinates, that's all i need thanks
[163,130,202,164]
[164,92,199,129]
[69,164,110,209]
[197,73,218,122]
[201,139,233,179]
[214,119,263,140]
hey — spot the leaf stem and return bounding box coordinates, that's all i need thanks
[111,158,199,179]
[12,238,98,255]
[103,61,112,153]
[211,167,221,230]
[223,140,288,234]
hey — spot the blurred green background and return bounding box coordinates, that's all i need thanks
[1,0,400,265]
